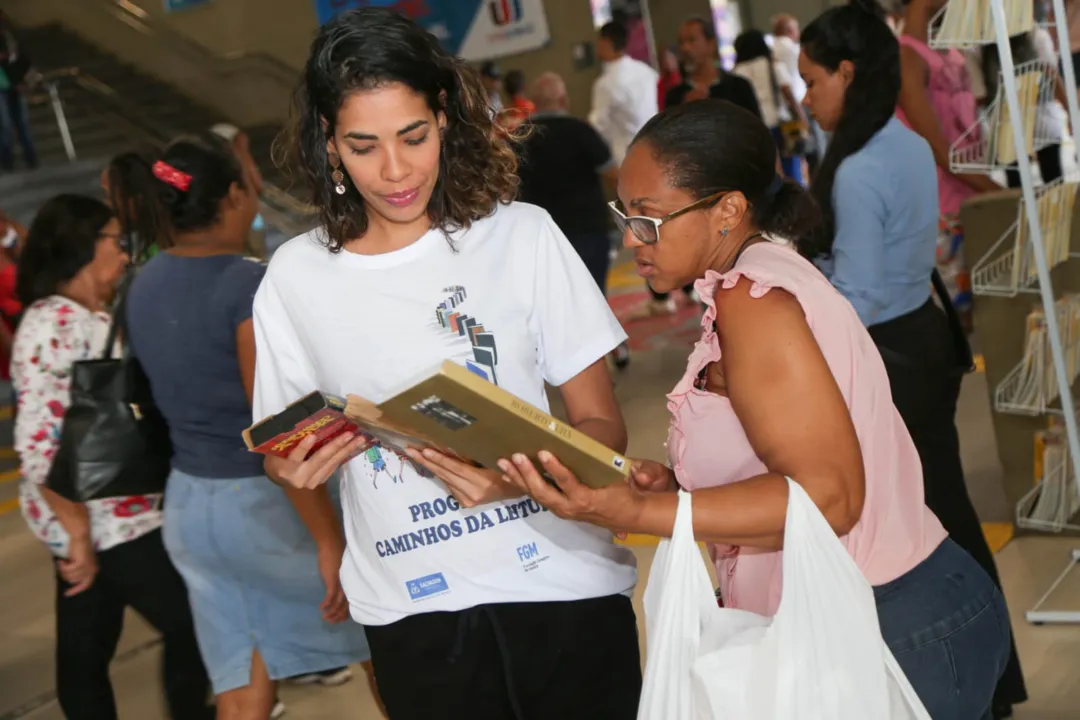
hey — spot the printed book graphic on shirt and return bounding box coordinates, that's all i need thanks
[434,285,501,386]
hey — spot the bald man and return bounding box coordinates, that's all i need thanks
[517,72,629,367]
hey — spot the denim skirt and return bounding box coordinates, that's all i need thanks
[876,538,1011,719]
[162,469,370,694]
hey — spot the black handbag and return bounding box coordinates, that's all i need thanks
[45,273,172,501]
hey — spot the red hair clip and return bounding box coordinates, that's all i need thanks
[152,160,193,192]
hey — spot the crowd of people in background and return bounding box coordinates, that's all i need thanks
[9,0,1080,717]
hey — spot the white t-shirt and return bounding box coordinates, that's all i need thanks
[253,202,637,625]
[771,36,806,103]
[589,55,660,165]
[1034,26,1067,142]
[734,57,793,129]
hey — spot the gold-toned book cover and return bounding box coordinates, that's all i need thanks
[246,361,631,489]
[370,361,630,489]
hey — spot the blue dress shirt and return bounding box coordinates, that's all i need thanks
[815,117,940,326]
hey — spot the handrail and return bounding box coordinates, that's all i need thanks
[102,0,300,88]
[27,66,311,237]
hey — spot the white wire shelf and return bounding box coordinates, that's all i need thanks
[929,0,1035,48]
[995,296,1080,415]
[971,178,1080,297]
[1017,435,1080,533]
[951,60,1057,173]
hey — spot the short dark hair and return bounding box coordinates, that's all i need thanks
[734,30,772,65]
[277,7,520,252]
[684,16,717,42]
[17,194,115,306]
[153,135,245,233]
[599,21,628,51]
[632,100,820,241]
[504,69,526,97]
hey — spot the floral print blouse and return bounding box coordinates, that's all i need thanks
[12,296,162,558]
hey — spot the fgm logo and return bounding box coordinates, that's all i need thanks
[489,0,523,26]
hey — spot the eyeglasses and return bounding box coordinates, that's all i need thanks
[607,190,728,245]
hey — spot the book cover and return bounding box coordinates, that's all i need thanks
[374,361,631,488]
[243,391,369,460]
[244,362,632,488]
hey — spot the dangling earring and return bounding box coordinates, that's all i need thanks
[329,153,346,196]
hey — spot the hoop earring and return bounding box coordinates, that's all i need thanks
[329,153,346,196]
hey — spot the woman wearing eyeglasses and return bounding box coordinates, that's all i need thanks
[503,97,1011,718]
[255,9,640,718]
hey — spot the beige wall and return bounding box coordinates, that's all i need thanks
[736,0,849,30]
[495,0,602,118]
[4,0,314,125]
[649,0,713,55]
[4,0,845,127]
[122,0,320,69]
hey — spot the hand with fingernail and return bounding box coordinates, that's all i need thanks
[264,431,372,490]
[405,447,522,508]
[500,450,648,534]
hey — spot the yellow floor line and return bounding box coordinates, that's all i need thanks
[974,354,985,373]
[0,405,11,420]
[616,533,659,546]
[0,468,20,484]
[982,522,1015,554]
[0,447,16,460]
[607,261,644,292]
[0,497,18,515]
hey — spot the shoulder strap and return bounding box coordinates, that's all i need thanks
[102,268,136,360]
[931,268,976,373]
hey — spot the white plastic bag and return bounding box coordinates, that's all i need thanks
[637,479,931,720]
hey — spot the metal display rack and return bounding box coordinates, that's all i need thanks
[932,0,1080,625]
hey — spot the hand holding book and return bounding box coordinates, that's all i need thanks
[404,447,523,508]
[502,450,650,536]
[265,430,373,490]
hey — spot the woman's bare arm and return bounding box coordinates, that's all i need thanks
[899,45,1000,193]
[633,279,866,548]
[557,358,628,453]
[238,319,343,548]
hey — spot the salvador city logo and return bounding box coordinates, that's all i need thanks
[489,0,523,26]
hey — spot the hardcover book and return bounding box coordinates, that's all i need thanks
[244,361,631,488]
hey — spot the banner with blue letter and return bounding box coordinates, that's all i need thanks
[313,0,551,61]
[164,0,213,11]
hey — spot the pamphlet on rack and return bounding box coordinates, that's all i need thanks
[244,360,631,489]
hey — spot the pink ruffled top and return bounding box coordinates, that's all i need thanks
[666,242,946,616]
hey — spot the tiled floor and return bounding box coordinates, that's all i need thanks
[1,281,1079,719]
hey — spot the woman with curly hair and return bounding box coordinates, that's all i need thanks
[258,8,639,719]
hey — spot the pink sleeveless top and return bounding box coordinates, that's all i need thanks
[897,35,979,217]
[667,242,947,617]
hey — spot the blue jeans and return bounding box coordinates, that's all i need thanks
[875,538,1011,719]
[0,90,38,171]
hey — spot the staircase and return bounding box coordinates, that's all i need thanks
[0,160,108,226]
[6,23,310,242]
[18,24,225,163]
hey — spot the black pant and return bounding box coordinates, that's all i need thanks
[55,529,212,720]
[365,595,641,720]
[566,231,613,295]
[1005,142,1062,188]
[869,301,1028,710]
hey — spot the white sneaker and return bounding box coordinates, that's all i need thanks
[271,699,287,719]
[288,666,354,687]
